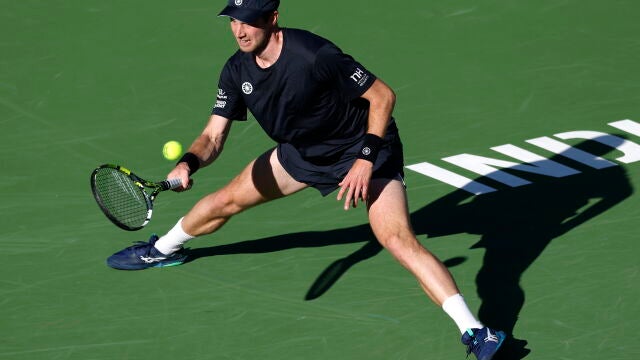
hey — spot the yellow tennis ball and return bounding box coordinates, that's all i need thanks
[162,141,182,161]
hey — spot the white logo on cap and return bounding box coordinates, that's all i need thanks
[235,0,242,6]
[242,82,253,94]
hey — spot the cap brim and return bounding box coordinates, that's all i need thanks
[218,6,263,24]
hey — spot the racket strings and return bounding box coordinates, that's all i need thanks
[93,168,150,228]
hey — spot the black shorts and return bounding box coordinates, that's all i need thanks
[277,124,405,196]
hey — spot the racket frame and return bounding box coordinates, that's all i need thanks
[90,164,178,231]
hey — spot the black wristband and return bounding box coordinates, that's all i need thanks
[176,152,200,175]
[356,133,384,163]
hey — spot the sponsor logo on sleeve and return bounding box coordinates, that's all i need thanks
[215,88,227,109]
[350,68,370,87]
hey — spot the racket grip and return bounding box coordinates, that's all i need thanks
[165,178,183,190]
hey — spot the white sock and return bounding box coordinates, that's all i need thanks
[442,293,484,334]
[154,217,195,255]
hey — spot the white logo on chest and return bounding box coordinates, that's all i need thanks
[235,0,243,6]
[242,82,253,94]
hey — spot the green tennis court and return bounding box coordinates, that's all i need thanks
[1,1,639,359]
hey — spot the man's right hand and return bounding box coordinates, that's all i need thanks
[168,162,193,192]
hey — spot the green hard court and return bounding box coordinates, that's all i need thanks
[1,1,639,359]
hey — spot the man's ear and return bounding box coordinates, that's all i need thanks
[270,10,279,26]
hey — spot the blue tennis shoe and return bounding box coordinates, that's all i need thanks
[461,327,506,360]
[107,235,188,270]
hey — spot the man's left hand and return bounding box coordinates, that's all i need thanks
[337,159,373,210]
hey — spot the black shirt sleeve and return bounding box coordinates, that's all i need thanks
[313,43,377,100]
[212,59,248,121]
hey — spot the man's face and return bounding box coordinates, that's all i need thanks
[229,14,274,54]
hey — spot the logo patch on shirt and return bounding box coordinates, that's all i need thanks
[215,88,228,108]
[242,82,253,95]
[235,0,243,6]
[349,67,370,87]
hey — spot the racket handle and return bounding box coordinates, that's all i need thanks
[163,178,183,190]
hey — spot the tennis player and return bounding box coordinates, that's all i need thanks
[107,1,505,358]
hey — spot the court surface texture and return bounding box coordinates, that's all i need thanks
[1,1,639,359]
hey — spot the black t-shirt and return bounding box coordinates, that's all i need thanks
[212,28,378,162]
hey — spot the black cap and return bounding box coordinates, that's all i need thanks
[218,0,280,24]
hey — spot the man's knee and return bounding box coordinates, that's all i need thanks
[203,189,245,218]
[376,230,419,256]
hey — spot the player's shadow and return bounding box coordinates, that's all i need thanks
[409,136,633,359]
[186,135,633,359]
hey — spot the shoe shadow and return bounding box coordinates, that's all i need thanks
[186,136,633,359]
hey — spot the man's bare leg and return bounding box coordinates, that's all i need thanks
[366,178,487,337]
[155,149,308,253]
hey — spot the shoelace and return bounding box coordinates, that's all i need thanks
[128,240,154,252]
[125,234,158,252]
[123,239,161,259]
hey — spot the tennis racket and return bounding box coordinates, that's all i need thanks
[90,164,182,231]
